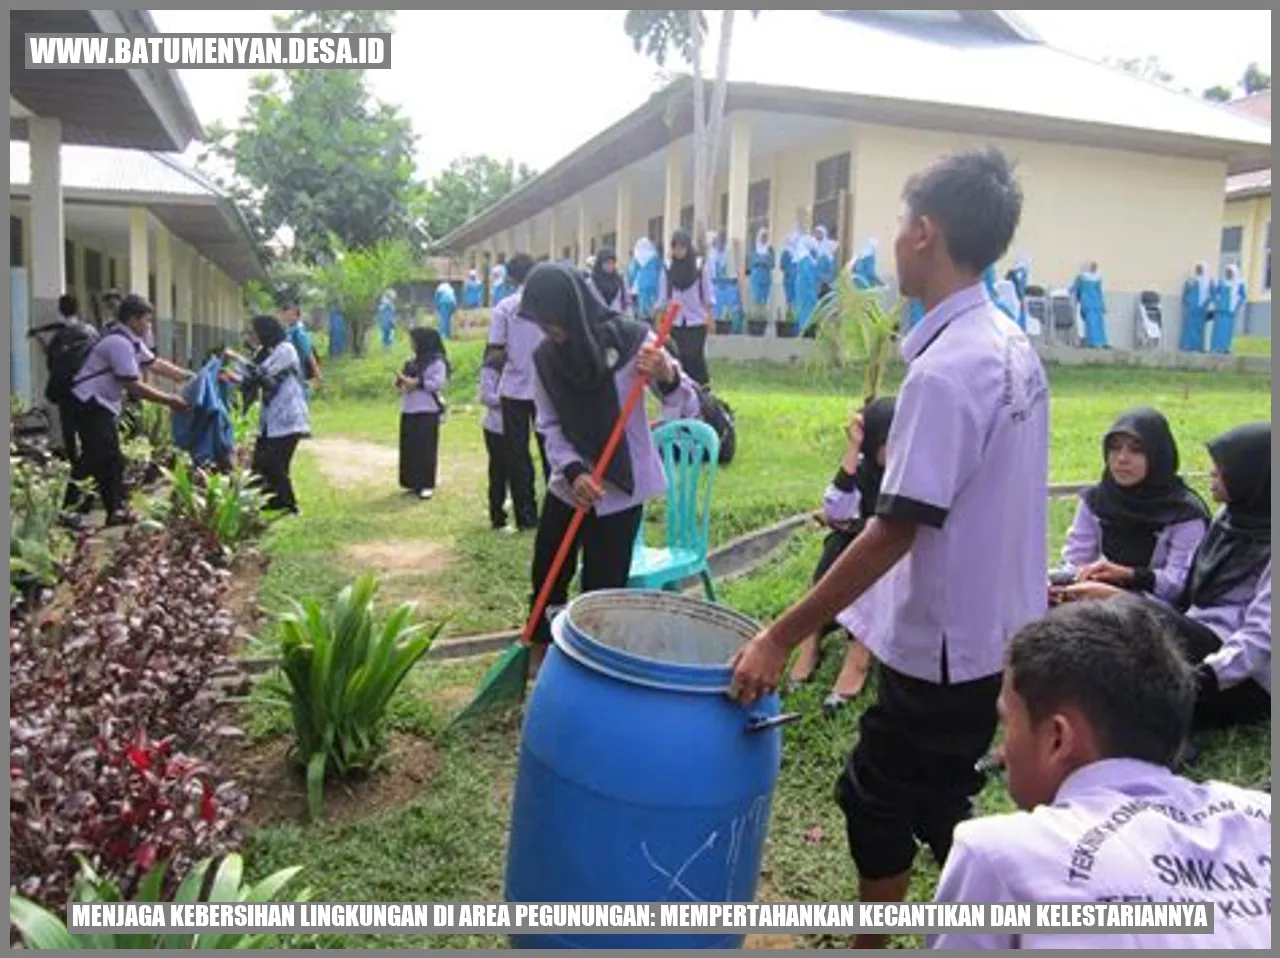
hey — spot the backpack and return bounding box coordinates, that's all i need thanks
[287,325,317,381]
[43,320,106,405]
[696,385,736,466]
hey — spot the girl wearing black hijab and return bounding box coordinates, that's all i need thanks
[655,229,714,387]
[521,262,697,673]
[222,314,310,514]
[789,396,896,713]
[1056,407,1210,600]
[1063,421,1271,729]
[396,326,450,500]
[588,247,630,314]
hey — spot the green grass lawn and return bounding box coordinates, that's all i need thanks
[1234,335,1272,358]
[241,339,1270,948]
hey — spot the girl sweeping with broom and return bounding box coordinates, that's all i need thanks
[522,262,698,675]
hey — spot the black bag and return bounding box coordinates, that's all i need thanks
[42,320,102,405]
[697,385,736,466]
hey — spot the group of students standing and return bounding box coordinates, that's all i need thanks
[1180,260,1249,355]
[718,146,1268,948]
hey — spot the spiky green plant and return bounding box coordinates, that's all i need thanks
[149,454,277,556]
[9,854,308,949]
[264,573,442,820]
[813,270,904,405]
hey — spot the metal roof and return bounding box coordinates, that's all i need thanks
[1226,168,1271,200]
[9,141,265,282]
[10,9,203,151]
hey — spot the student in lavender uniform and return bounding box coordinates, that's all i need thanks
[788,397,896,714]
[729,148,1049,949]
[929,598,1271,950]
[656,229,715,387]
[488,253,547,531]
[222,315,311,515]
[1070,261,1109,349]
[521,263,698,676]
[479,344,513,532]
[1063,422,1270,731]
[67,294,192,526]
[1052,408,1209,599]
[395,326,449,501]
[747,228,776,309]
[587,247,630,314]
[1211,263,1246,355]
[1179,262,1212,353]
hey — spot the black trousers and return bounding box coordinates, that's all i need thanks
[68,397,127,516]
[1146,599,1271,729]
[671,325,710,387]
[483,428,512,528]
[502,397,549,531]
[529,493,643,645]
[250,434,301,513]
[399,411,441,493]
[813,527,858,637]
[59,400,89,510]
[836,657,1001,880]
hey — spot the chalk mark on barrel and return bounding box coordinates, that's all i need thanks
[724,795,771,902]
[641,833,718,903]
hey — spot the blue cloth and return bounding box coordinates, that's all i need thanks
[434,283,457,339]
[172,357,235,468]
[747,248,775,306]
[851,252,882,290]
[1211,279,1246,354]
[1070,273,1108,348]
[905,298,926,331]
[816,251,837,292]
[328,307,347,357]
[1009,265,1030,329]
[982,265,1019,324]
[794,255,820,333]
[377,297,396,348]
[463,279,484,309]
[632,257,661,321]
[1179,277,1211,352]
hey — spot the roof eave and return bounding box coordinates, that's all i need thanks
[1226,185,1272,201]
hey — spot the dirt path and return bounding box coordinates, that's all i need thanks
[306,436,486,491]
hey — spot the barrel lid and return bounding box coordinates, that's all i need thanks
[552,590,760,694]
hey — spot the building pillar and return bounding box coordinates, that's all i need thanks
[616,173,633,258]
[547,206,559,260]
[154,224,173,360]
[663,140,683,253]
[175,243,194,364]
[27,116,64,404]
[726,113,752,273]
[576,200,588,267]
[128,206,150,298]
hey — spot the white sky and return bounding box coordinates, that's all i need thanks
[152,9,1272,180]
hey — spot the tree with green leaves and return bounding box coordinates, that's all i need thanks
[1203,85,1234,103]
[308,238,421,356]
[624,10,757,249]
[1241,62,1271,96]
[199,10,425,266]
[424,154,537,242]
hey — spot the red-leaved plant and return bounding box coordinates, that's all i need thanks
[9,523,249,913]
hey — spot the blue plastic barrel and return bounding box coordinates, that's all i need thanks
[505,590,785,949]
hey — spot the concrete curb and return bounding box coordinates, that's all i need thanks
[235,474,1153,674]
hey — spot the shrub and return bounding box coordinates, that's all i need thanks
[263,572,442,820]
[9,525,249,911]
[148,454,277,558]
[10,853,308,949]
[9,442,72,608]
[813,272,903,402]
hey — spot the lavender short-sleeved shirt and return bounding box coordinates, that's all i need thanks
[534,332,697,518]
[656,268,715,328]
[488,290,543,402]
[401,358,447,416]
[1193,557,1271,694]
[871,283,1050,683]
[931,759,1272,949]
[72,325,155,416]
[478,364,503,435]
[1060,501,1208,604]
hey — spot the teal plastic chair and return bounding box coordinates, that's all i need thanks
[628,419,720,601]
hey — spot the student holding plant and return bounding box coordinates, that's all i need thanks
[221,315,310,515]
[729,148,1048,949]
[1051,407,1209,601]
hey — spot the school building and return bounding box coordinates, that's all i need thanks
[9,9,262,408]
[436,10,1270,353]
[1221,91,1271,338]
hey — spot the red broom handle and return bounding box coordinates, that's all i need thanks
[520,302,684,646]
